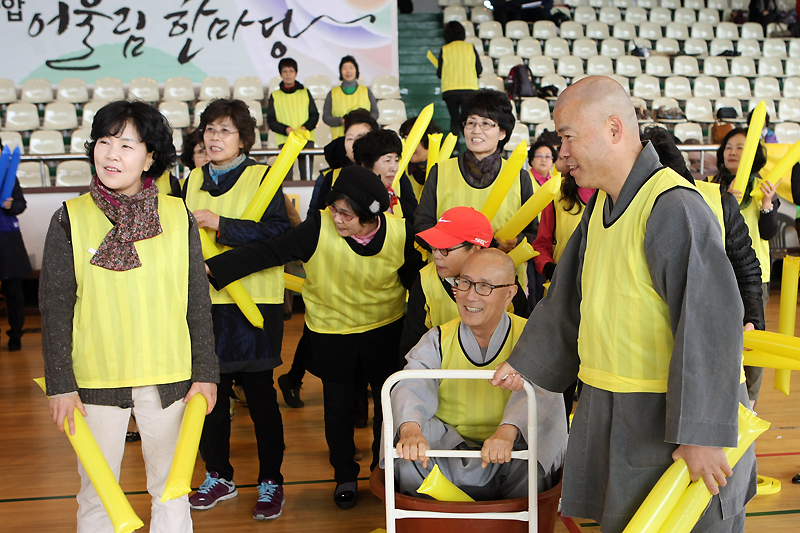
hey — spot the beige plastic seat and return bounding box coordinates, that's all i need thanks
[709,38,735,57]
[694,76,722,99]
[443,5,467,23]
[665,23,690,41]
[775,122,800,143]
[247,101,263,127]
[685,97,715,122]
[69,128,91,153]
[3,102,39,131]
[0,131,23,151]
[614,0,634,7]
[707,0,728,10]
[56,161,92,187]
[199,77,230,101]
[171,129,184,153]
[560,21,584,40]
[730,57,757,77]
[466,36,484,52]
[0,79,17,104]
[616,56,643,76]
[789,39,800,57]
[478,21,503,40]
[631,96,653,122]
[586,21,611,40]
[377,99,406,125]
[478,75,505,91]
[662,76,692,100]
[268,76,282,94]
[589,0,607,8]
[517,38,542,58]
[56,78,89,104]
[534,120,557,138]
[163,77,195,102]
[507,123,530,149]
[787,58,800,77]
[192,100,210,127]
[233,76,265,102]
[587,56,614,75]
[478,54,495,74]
[599,7,622,25]
[159,101,190,129]
[573,38,599,59]
[716,23,740,40]
[651,97,684,122]
[601,38,626,58]
[633,75,661,99]
[81,101,103,127]
[656,38,681,54]
[29,130,64,154]
[573,6,596,24]
[763,38,787,58]
[674,122,704,143]
[613,22,636,41]
[649,8,672,27]
[661,0,681,9]
[557,56,585,77]
[724,77,752,99]
[304,75,332,101]
[759,57,785,77]
[646,56,672,77]
[528,56,556,76]
[698,8,721,25]
[463,21,476,37]
[674,8,697,25]
[714,97,745,121]
[92,77,124,102]
[314,122,332,148]
[784,77,800,98]
[565,0,588,6]
[541,74,567,94]
[505,20,530,40]
[544,38,570,58]
[20,78,53,104]
[691,23,715,41]
[703,57,730,77]
[489,37,515,58]
[42,102,78,130]
[371,75,400,100]
[637,0,658,7]
[683,38,709,56]
[737,39,762,57]
[471,6,493,23]
[741,22,764,40]
[17,163,46,187]
[673,56,700,77]
[127,77,160,102]
[497,55,523,77]
[533,20,558,40]
[610,74,631,94]
[519,98,551,124]
[625,7,648,25]
[747,98,776,119]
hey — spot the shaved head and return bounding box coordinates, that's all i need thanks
[554,76,639,134]
[461,248,516,285]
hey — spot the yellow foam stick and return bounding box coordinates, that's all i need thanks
[507,237,540,268]
[775,255,800,395]
[417,464,474,502]
[744,348,800,371]
[495,174,562,243]
[426,132,442,179]
[161,394,208,502]
[654,405,770,533]
[751,140,800,202]
[393,104,435,193]
[756,475,782,495]
[758,143,797,202]
[729,101,766,202]
[427,50,438,69]
[34,378,144,533]
[622,459,692,533]
[240,132,306,221]
[743,330,800,359]
[439,133,458,164]
[481,141,528,223]
[284,273,305,293]
[199,230,264,329]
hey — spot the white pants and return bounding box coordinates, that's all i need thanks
[76,386,192,533]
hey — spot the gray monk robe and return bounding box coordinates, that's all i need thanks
[506,143,757,533]
[383,312,568,500]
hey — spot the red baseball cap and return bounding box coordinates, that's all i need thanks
[417,207,493,249]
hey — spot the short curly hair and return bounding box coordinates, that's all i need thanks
[352,129,403,169]
[197,98,257,155]
[86,100,176,178]
[461,89,516,151]
[179,128,205,169]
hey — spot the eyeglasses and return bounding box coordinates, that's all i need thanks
[533,154,553,160]
[431,243,471,257]
[328,203,356,222]
[204,126,239,139]
[454,277,514,296]
[462,119,498,131]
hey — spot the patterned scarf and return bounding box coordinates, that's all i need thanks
[464,148,503,188]
[89,176,162,271]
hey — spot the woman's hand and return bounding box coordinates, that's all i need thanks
[184,382,217,414]
[760,178,782,210]
[50,394,88,435]
[2,198,12,209]
[496,236,518,254]
[193,209,220,231]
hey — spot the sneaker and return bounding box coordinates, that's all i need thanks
[278,374,304,408]
[253,479,285,520]
[189,472,238,510]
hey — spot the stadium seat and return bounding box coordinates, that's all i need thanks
[466,36,484,52]
[534,121,556,139]
[42,102,78,130]
[649,8,672,27]
[763,38,788,58]
[737,39,761,57]
[159,101,190,129]
[268,76,282,94]
[674,122,704,143]
[478,75,505,91]
[377,99,406,125]
[709,38,736,57]
[610,75,631,94]
[0,131,23,151]
[541,74,568,94]
[128,77,160,102]
[29,130,64,155]
[489,37,515,58]
[698,8,721,25]
[759,57,784,77]
[520,98,551,124]
[92,77,124,102]
[57,78,89,104]
[573,39,599,59]
[741,23,764,40]
[625,7,648,25]
[0,79,17,104]
[20,78,53,104]
[637,0,658,8]
[314,122,332,148]
[573,6,597,25]
[665,76,693,99]
[69,128,91,153]
[163,77,195,102]
[533,21,558,40]
[716,23,740,40]
[56,161,92,187]
[715,97,745,121]
[304,75,332,100]
[479,21,503,40]
[685,97,715,122]
[17,163,46,187]
[784,77,800,98]
[694,76,722,99]
[560,21,584,40]
[779,98,800,122]
[199,77,231,101]
[613,0,634,7]
[789,39,800,57]
[528,56,556,77]
[557,56,585,77]
[633,75,661,100]
[683,38,709,56]
[703,56,731,77]
[787,58,800,77]
[665,23,690,41]
[631,97,653,122]
[661,0,681,9]
[646,56,672,77]
[371,75,400,100]
[601,38,627,58]
[544,38,570,58]
[707,0,728,10]
[247,100,263,127]
[507,123,530,149]
[233,76,265,102]
[599,7,622,25]
[651,97,684,122]
[724,77,752,98]
[673,56,700,77]
[613,22,636,40]
[192,100,209,127]
[3,102,39,131]
[587,56,614,75]
[477,55,494,76]
[752,77,781,100]
[463,23,476,38]
[517,38,542,58]
[691,23,715,41]
[81,101,103,127]
[655,38,681,54]
[730,57,757,77]
[747,98,776,120]
[775,122,800,143]
[638,22,663,41]
[505,21,530,40]
[674,8,697,25]
[616,56,643,76]
[497,55,524,77]
[471,6,493,24]
[586,21,611,40]
[443,6,467,23]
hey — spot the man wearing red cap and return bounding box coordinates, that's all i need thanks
[399,206,528,357]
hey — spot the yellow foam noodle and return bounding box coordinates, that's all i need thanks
[622,460,692,533]
[655,405,770,533]
[729,101,766,202]
[240,131,305,221]
[507,237,539,268]
[427,50,438,69]
[284,273,305,293]
[743,330,800,360]
[495,174,562,242]
[161,394,208,502]
[417,464,475,502]
[481,141,528,222]
[743,348,800,370]
[199,230,264,329]
[34,378,144,533]
[776,255,800,395]
[426,133,442,179]
[750,140,800,204]
[394,104,434,193]
[438,133,458,164]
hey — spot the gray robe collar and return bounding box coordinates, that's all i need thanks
[603,141,663,223]
[457,312,511,365]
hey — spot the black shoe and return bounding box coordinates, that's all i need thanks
[334,487,357,510]
[7,339,21,352]
[125,431,141,442]
[277,374,304,408]
[793,473,800,484]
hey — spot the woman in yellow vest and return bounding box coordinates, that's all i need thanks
[40,100,219,532]
[182,99,291,519]
[711,127,781,404]
[322,55,379,139]
[205,166,425,510]
[528,140,558,192]
[266,57,319,180]
[438,21,482,137]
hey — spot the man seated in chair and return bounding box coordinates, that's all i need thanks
[386,249,568,500]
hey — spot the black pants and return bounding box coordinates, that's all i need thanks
[1,279,24,342]
[443,90,474,138]
[199,369,285,484]
[286,334,307,388]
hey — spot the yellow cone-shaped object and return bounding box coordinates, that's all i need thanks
[426,133,442,179]
[161,393,208,502]
[417,464,475,502]
[34,378,144,533]
[775,255,800,395]
[284,273,305,293]
[481,141,528,223]
[495,174,562,243]
[240,132,305,221]
[507,237,539,268]
[729,101,766,202]
[439,133,458,164]
[394,104,434,193]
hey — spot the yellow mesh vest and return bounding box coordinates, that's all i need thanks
[419,263,460,329]
[552,199,584,264]
[153,170,173,196]
[330,85,371,139]
[184,166,285,304]
[578,169,700,393]
[738,178,771,283]
[273,88,316,145]
[441,41,479,93]
[67,193,192,389]
[435,314,525,442]
[302,211,407,333]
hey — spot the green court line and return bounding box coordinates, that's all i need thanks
[0,476,370,504]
